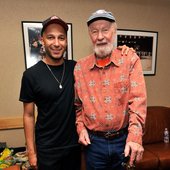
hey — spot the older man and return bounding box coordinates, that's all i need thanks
[74,9,147,170]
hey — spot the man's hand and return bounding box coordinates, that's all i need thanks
[124,141,144,167]
[78,129,91,146]
[28,152,38,170]
[117,45,135,55]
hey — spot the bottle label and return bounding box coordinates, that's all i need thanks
[164,129,169,143]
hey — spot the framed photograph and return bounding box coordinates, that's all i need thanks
[22,21,73,69]
[115,29,158,75]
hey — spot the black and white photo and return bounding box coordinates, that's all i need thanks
[115,29,158,75]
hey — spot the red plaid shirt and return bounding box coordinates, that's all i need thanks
[74,49,147,145]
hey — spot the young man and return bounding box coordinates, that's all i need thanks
[74,9,147,170]
[19,16,80,170]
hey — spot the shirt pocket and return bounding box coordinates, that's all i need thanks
[114,81,129,105]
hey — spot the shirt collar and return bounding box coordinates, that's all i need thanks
[88,49,120,70]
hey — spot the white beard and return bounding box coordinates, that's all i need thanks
[94,43,113,58]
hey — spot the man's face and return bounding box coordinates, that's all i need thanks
[88,20,116,58]
[41,23,67,61]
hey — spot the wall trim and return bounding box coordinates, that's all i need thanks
[0,117,23,130]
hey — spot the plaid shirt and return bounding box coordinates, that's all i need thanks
[74,49,147,145]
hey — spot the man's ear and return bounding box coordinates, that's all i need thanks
[41,37,44,46]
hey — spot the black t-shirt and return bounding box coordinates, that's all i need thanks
[19,60,79,149]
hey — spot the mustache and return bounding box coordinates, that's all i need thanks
[96,42,107,46]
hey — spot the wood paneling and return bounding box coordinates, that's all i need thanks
[0,117,23,130]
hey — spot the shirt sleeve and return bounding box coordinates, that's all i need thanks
[19,71,35,103]
[126,53,147,145]
[74,63,86,135]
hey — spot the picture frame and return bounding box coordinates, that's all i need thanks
[115,29,158,75]
[21,21,73,69]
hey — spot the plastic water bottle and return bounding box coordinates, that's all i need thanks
[164,128,169,143]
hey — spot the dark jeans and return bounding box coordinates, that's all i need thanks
[37,145,81,170]
[85,132,127,170]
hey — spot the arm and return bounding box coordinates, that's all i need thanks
[74,88,91,146]
[23,102,37,169]
[74,64,90,146]
[124,53,147,166]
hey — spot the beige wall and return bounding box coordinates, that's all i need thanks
[0,0,170,147]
